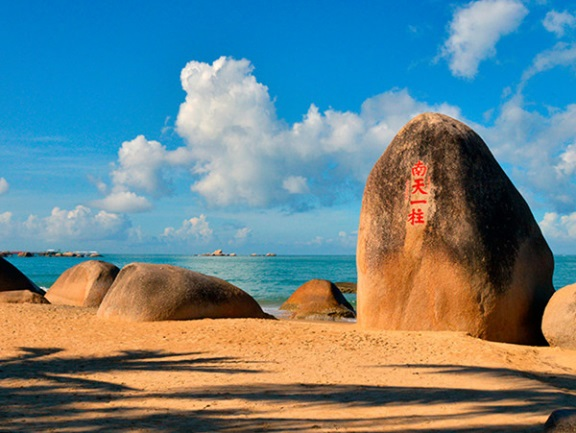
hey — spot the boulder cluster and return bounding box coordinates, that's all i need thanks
[0,258,351,323]
[1,113,574,346]
[0,258,273,321]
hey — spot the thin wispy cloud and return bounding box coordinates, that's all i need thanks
[519,42,576,91]
[543,10,576,38]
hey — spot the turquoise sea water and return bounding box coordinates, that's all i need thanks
[5,254,576,309]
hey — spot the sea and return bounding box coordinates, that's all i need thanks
[5,254,576,312]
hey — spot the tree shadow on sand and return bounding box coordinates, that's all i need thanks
[1,349,575,432]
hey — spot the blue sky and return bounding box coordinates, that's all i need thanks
[1,0,576,254]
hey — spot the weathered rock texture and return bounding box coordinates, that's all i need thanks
[542,284,576,349]
[544,409,576,432]
[280,279,355,320]
[0,290,49,304]
[46,260,120,307]
[0,257,48,304]
[357,112,554,345]
[335,282,357,294]
[97,263,273,321]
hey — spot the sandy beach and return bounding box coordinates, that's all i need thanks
[1,303,575,432]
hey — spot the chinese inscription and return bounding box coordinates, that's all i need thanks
[408,160,429,226]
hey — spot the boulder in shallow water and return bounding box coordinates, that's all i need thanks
[357,112,554,345]
[46,260,120,307]
[97,263,273,321]
[280,279,355,320]
[542,283,576,349]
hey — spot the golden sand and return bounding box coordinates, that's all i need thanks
[1,303,575,432]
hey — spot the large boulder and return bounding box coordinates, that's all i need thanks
[357,112,554,345]
[280,279,355,320]
[542,284,576,349]
[0,257,48,304]
[97,263,273,321]
[46,260,120,307]
[0,257,43,294]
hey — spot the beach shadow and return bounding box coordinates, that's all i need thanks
[1,351,575,432]
[0,347,266,432]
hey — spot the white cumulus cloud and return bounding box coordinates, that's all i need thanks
[441,0,528,79]
[94,135,192,213]
[479,96,576,213]
[556,143,576,177]
[42,206,130,241]
[162,214,213,242]
[0,206,130,242]
[540,212,576,240]
[91,191,152,213]
[103,57,461,212]
[172,56,461,209]
[0,177,9,195]
[543,10,576,38]
[112,135,174,195]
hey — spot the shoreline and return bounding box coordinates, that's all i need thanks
[1,303,575,432]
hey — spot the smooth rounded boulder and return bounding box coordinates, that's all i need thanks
[0,257,48,303]
[357,112,554,345]
[97,262,273,321]
[542,284,576,349]
[280,279,355,320]
[46,260,120,307]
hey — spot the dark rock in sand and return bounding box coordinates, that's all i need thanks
[97,262,273,321]
[544,409,576,432]
[357,112,554,345]
[0,290,49,304]
[0,257,43,294]
[0,257,47,304]
[335,282,357,294]
[542,283,576,350]
[280,279,355,320]
[46,260,120,307]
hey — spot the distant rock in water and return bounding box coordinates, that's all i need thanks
[542,283,576,349]
[97,263,274,321]
[46,260,120,307]
[0,257,48,304]
[357,112,554,345]
[280,279,355,320]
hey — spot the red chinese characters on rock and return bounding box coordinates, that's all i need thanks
[408,160,429,226]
